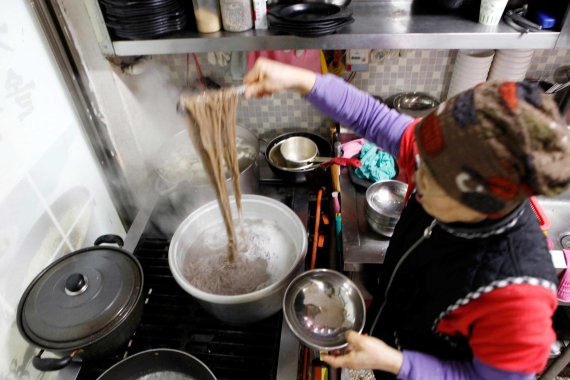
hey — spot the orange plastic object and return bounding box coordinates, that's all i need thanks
[310,188,324,270]
[530,196,550,231]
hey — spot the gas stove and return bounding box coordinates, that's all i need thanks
[60,159,333,380]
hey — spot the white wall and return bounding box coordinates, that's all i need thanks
[0,1,124,378]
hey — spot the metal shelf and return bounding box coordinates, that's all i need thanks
[85,0,566,57]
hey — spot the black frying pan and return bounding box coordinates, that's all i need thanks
[265,131,332,183]
[97,349,217,380]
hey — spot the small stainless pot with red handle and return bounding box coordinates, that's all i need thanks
[17,234,144,371]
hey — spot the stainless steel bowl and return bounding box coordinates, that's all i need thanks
[392,92,440,118]
[283,269,366,351]
[280,136,319,164]
[268,141,317,172]
[279,0,352,8]
[365,180,408,237]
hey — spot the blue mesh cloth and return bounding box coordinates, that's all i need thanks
[355,141,397,182]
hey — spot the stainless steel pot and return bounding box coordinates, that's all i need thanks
[152,127,259,234]
[97,349,217,380]
[168,195,308,324]
[17,235,143,371]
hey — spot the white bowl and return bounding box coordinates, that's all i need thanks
[449,81,486,91]
[448,84,483,98]
[451,70,490,82]
[449,72,488,87]
[452,68,492,80]
[488,71,526,81]
[492,55,533,66]
[454,57,494,71]
[496,49,533,58]
[492,58,532,68]
[491,62,531,73]
[458,49,495,58]
[168,195,308,324]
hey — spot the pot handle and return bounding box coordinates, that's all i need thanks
[94,234,124,247]
[32,350,74,371]
[258,137,269,156]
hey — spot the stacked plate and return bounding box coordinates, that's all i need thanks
[268,3,354,37]
[488,49,534,82]
[447,50,494,99]
[99,0,187,40]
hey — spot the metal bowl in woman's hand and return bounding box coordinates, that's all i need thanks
[283,269,366,351]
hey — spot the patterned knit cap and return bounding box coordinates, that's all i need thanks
[415,81,570,215]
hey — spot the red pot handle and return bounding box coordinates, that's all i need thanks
[319,157,362,168]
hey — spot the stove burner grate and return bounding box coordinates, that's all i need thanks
[77,237,282,380]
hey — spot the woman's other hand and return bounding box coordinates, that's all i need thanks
[243,58,317,98]
[321,331,403,375]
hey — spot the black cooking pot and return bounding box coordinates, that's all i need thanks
[265,131,332,183]
[97,349,217,380]
[17,234,144,371]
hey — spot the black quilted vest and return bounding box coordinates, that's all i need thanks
[367,195,558,380]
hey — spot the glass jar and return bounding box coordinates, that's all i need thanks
[192,0,222,33]
[219,0,253,32]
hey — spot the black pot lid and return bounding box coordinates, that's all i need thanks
[18,246,143,349]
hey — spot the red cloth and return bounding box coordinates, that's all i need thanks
[396,119,421,203]
[436,284,557,374]
[319,157,361,168]
[247,50,322,73]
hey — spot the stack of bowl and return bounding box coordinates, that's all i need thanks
[365,180,408,237]
[488,49,534,82]
[447,50,495,99]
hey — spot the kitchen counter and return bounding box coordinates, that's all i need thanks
[338,133,569,273]
[339,165,568,273]
[340,163,390,272]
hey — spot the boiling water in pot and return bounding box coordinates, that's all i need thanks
[157,135,257,186]
[183,217,297,295]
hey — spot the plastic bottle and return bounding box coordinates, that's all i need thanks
[192,0,222,33]
[252,0,268,29]
[219,0,253,32]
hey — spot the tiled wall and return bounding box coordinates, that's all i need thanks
[153,48,570,139]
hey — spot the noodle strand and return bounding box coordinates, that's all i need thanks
[179,88,241,261]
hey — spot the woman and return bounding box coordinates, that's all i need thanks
[243,58,570,379]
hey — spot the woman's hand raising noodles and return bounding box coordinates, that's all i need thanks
[243,58,317,98]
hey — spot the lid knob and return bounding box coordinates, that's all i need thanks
[65,273,88,296]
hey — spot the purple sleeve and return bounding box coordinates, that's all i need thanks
[304,74,414,158]
[398,350,535,380]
